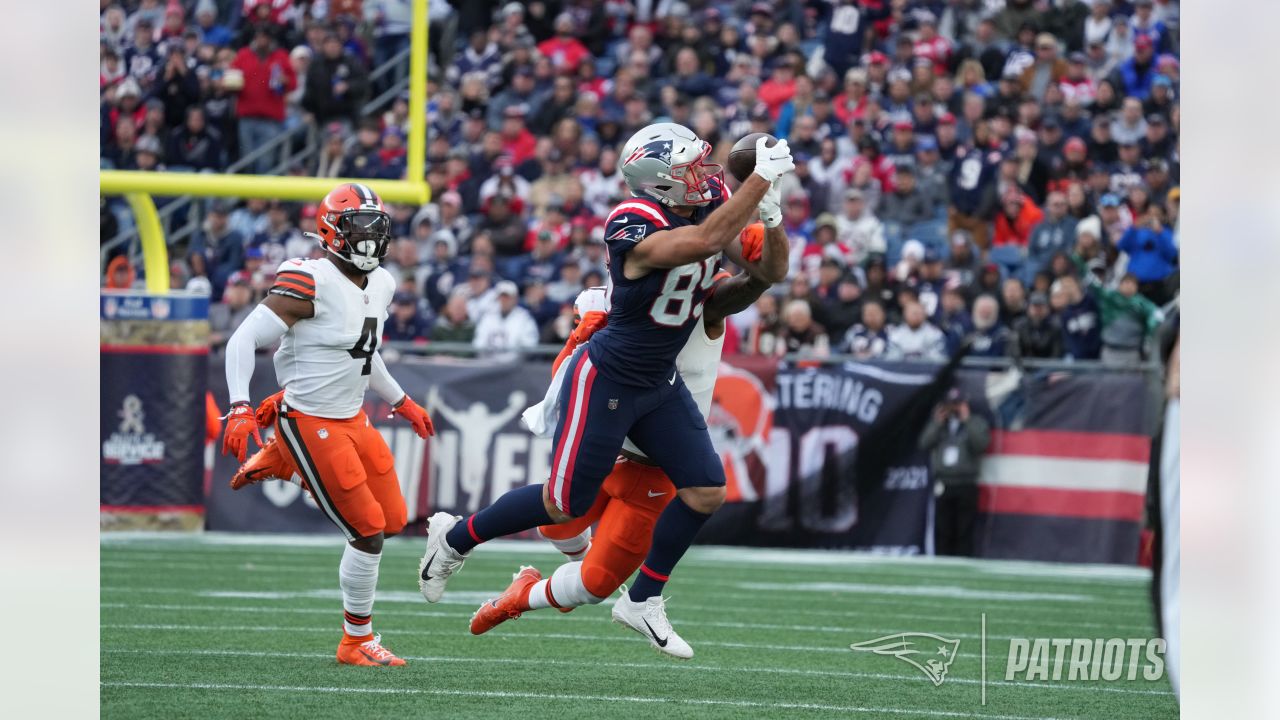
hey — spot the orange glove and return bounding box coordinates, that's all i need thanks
[570,310,608,345]
[222,402,263,462]
[553,310,608,375]
[392,395,435,439]
[255,390,285,428]
[739,222,765,262]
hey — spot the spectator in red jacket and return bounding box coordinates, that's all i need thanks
[994,188,1045,248]
[231,25,296,173]
[500,105,537,166]
[537,13,590,76]
[758,56,799,119]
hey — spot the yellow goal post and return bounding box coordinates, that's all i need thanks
[99,0,432,293]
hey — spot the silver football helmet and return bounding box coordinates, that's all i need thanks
[619,122,723,207]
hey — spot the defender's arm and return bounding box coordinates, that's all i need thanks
[225,294,312,405]
[702,272,772,331]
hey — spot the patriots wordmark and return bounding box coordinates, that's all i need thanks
[850,632,961,687]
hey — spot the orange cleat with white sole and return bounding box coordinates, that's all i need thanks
[231,437,302,491]
[336,633,406,666]
[470,565,542,635]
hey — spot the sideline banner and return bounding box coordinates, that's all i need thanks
[101,292,209,527]
[205,357,555,535]
[203,355,1152,563]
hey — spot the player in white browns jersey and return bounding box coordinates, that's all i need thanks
[221,182,435,667]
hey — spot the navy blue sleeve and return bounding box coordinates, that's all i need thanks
[603,210,664,267]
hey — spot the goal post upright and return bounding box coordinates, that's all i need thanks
[99,0,432,282]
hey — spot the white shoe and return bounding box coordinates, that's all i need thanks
[611,589,693,660]
[418,512,468,602]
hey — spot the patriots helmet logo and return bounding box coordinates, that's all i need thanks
[850,633,961,686]
[623,139,673,166]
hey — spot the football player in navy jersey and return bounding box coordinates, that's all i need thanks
[418,123,794,655]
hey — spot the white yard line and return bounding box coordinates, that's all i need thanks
[101,559,1132,605]
[99,601,1082,642]
[102,647,1175,698]
[101,622,999,658]
[103,550,1151,600]
[101,533,1151,583]
[735,581,1093,603]
[101,680,1077,719]
[98,585,1157,629]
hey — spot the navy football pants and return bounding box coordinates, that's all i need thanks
[547,347,725,517]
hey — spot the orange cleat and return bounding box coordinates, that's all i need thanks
[231,437,302,490]
[470,565,542,635]
[336,633,406,666]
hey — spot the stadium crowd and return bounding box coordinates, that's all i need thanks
[101,0,1179,364]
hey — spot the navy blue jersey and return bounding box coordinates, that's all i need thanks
[948,147,1001,216]
[588,179,729,387]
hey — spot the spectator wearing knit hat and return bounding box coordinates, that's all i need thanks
[1010,292,1064,359]
[303,29,370,128]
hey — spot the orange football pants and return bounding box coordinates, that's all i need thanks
[273,407,407,541]
[538,456,675,599]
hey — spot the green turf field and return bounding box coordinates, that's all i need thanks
[101,533,1177,719]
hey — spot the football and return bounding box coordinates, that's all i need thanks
[726,132,778,183]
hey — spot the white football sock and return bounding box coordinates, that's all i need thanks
[538,527,591,560]
[339,544,380,637]
[527,579,554,610]
[526,561,607,610]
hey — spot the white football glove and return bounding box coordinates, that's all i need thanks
[757,181,783,228]
[752,137,795,183]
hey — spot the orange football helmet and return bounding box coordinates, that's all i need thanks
[313,182,392,272]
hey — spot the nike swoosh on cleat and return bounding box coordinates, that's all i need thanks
[420,550,437,583]
[244,468,270,481]
[642,619,669,647]
[357,648,392,666]
[647,490,667,497]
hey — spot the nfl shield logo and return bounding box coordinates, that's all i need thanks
[318,429,329,439]
[608,399,619,410]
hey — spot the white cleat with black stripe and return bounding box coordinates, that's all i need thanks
[611,591,693,660]
[418,512,468,602]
